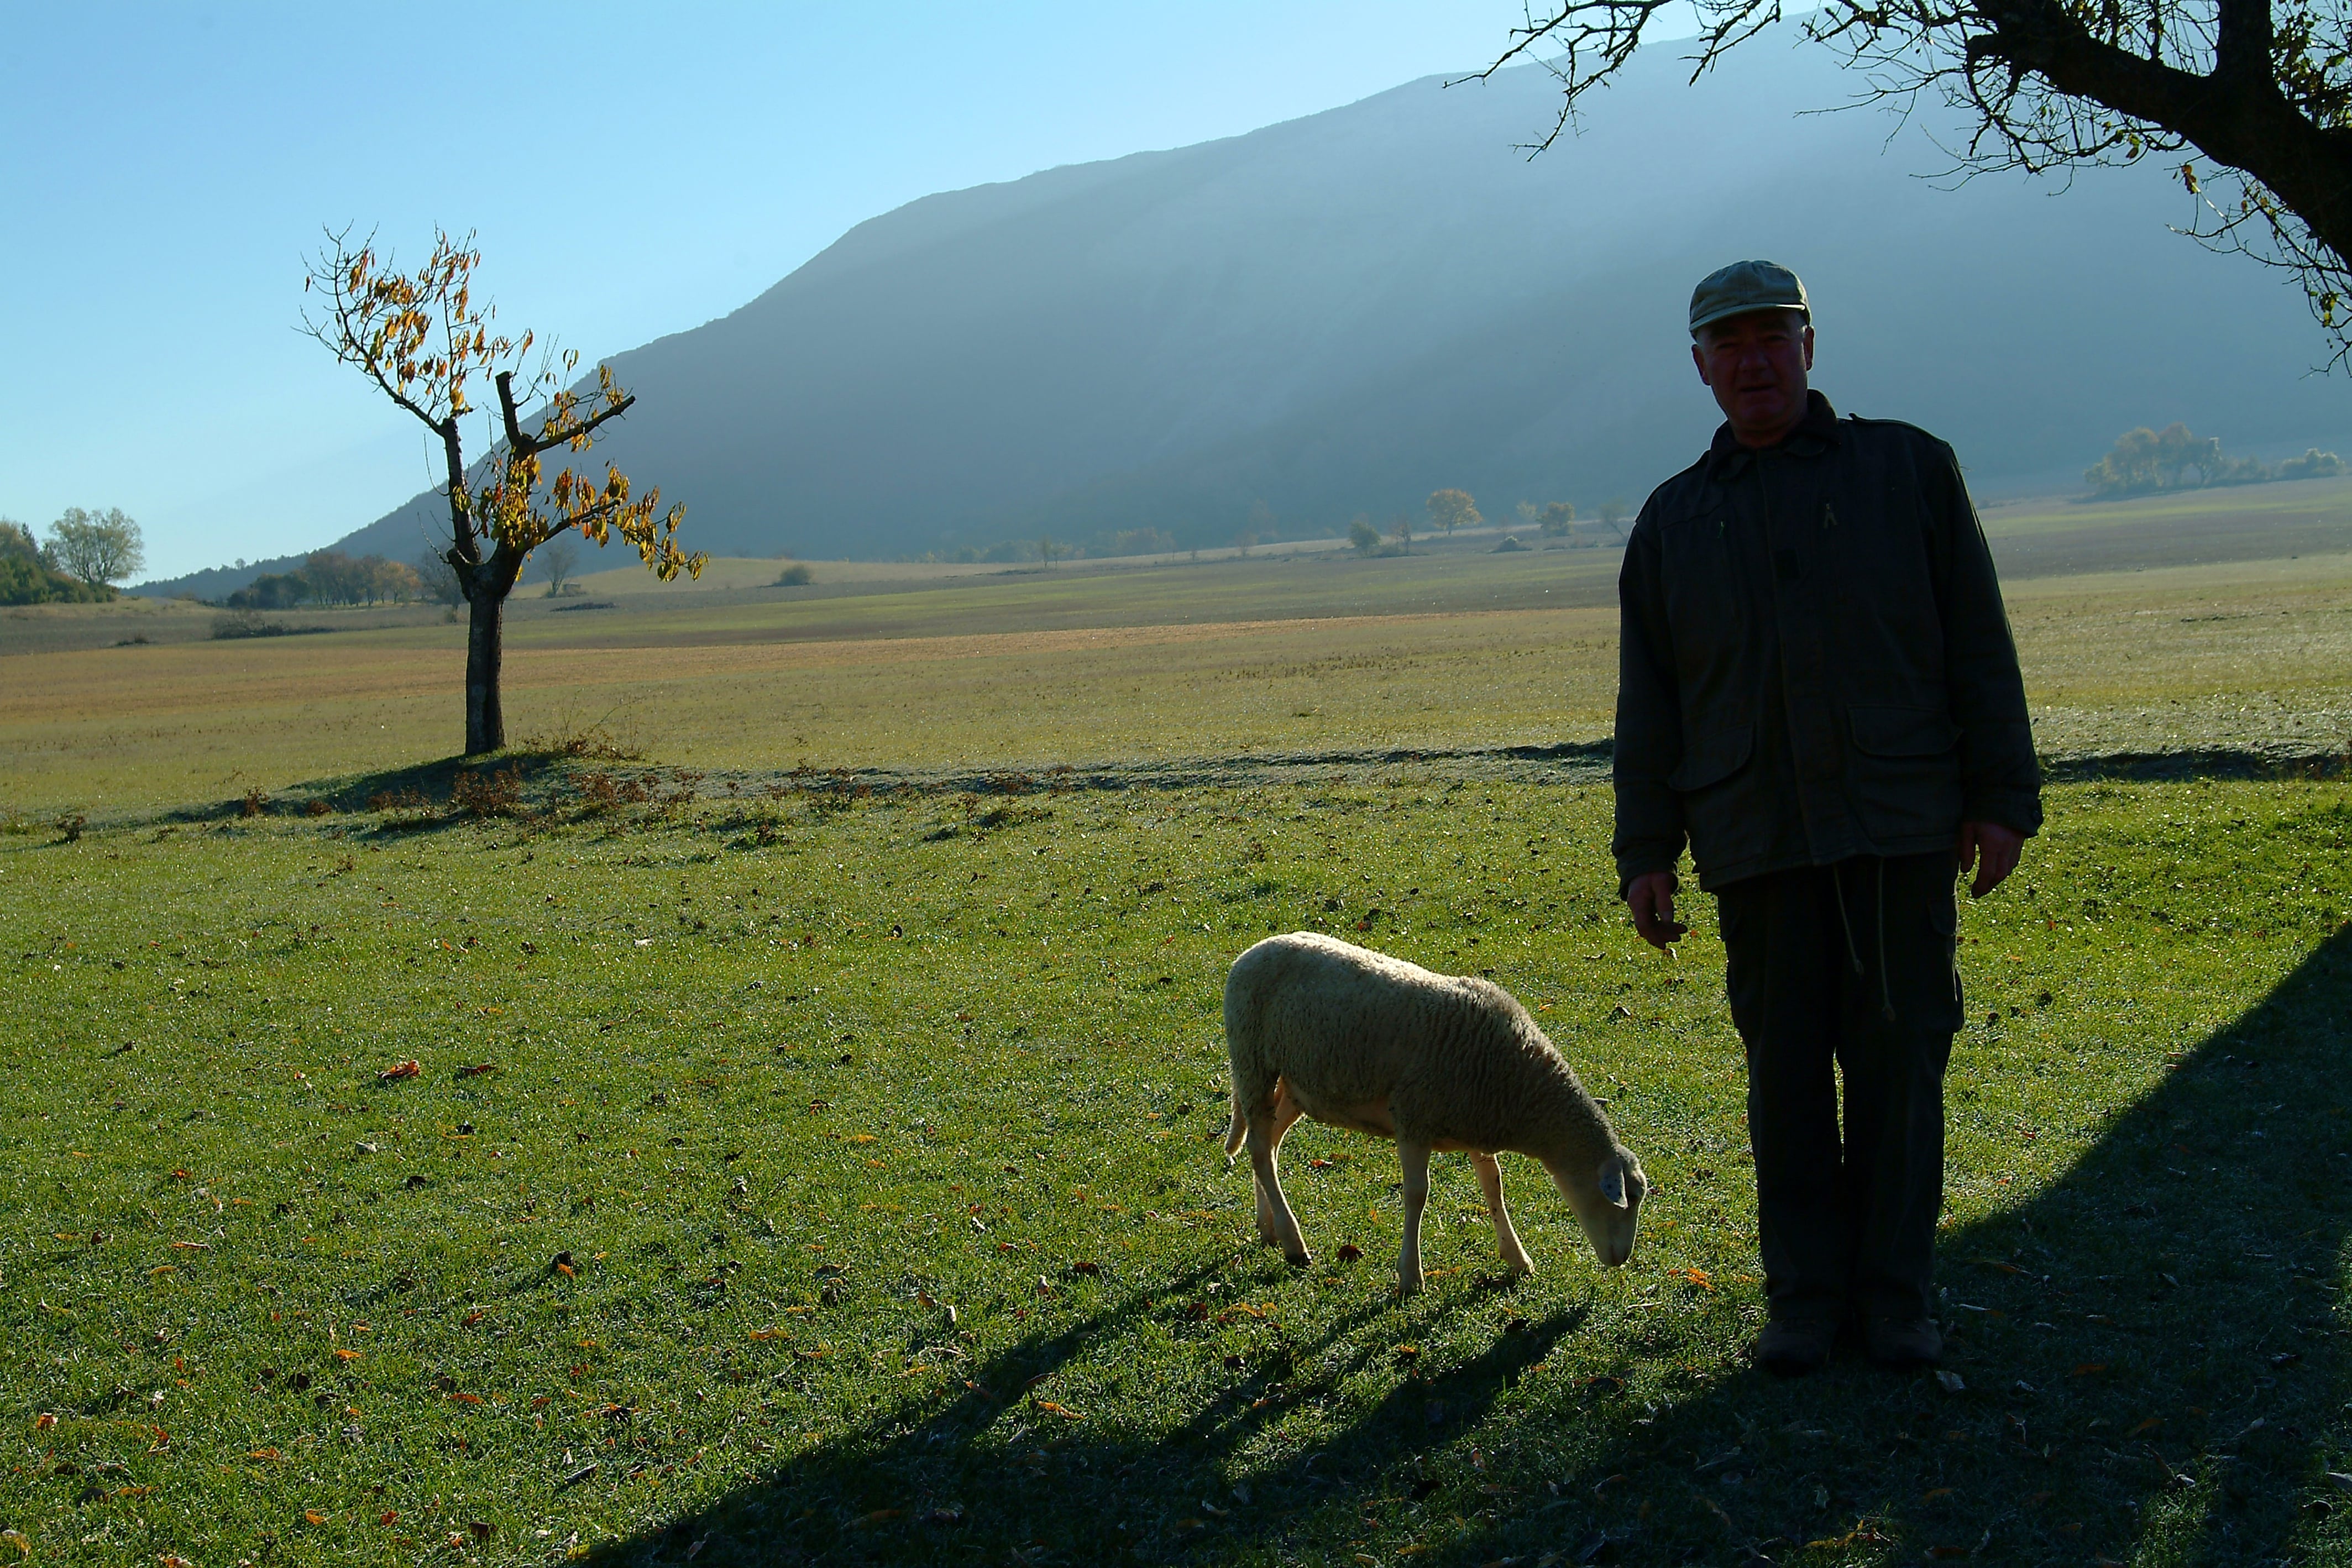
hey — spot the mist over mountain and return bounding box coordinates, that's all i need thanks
[149,32,2345,590]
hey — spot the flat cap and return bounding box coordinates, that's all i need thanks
[1689,259,1809,334]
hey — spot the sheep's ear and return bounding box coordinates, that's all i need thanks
[1597,1155,1628,1209]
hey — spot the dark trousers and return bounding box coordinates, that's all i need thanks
[1715,852,1963,1325]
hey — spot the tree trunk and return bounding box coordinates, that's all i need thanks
[464,587,507,756]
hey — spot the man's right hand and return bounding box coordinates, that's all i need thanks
[1626,870,1688,950]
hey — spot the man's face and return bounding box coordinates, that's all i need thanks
[1691,308,1814,447]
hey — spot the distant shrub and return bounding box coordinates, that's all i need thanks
[212,613,333,640]
[775,562,815,586]
[2278,447,2346,481]
[238,789,267,818]
[1348,517,1381,557]
[301,799,332,817]
[1491,535,1527,552]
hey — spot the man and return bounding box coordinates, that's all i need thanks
[1611,260,2040,1376]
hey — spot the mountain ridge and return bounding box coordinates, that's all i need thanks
[140,38,2346,596]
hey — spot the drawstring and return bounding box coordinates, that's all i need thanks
[1829,860,1900,1024]
[1829,864,1866,978]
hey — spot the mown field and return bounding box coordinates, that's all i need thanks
[3,491,2350,1565]
[6,525,2352,825]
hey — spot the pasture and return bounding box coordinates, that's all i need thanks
[2,489,2350,1566]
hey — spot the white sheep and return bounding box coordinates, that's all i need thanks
[1222,931,1645,1294]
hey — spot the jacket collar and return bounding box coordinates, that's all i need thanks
[1703,390,1841,480]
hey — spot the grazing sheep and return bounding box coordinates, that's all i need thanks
[1222,931,1644,1294]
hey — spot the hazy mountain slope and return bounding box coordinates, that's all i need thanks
[146,32,2344,590]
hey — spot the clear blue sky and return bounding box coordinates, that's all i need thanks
[1,2,1652,581]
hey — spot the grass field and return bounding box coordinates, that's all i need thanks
[3,778,2348,1566]
[4,486,2351,1565]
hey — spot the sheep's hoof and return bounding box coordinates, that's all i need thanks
[1506,1255,1534,1277]
[1396,1276,1423,1298]
[1284,1250,1312,1268]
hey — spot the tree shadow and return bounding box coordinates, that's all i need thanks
[589,928,2351,1566]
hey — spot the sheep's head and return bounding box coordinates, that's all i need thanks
[1549,1148,1646,1267]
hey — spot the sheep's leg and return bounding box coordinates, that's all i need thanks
[1252,1085,1306,1245]
[1248,1089,1311,1265]
[1471,1151,1534,1276]
[1396,1140,1431,1297]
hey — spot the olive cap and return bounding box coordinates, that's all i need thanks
[1689,259,1809,335]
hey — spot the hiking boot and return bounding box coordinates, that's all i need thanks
[1756,1315,1837,1377]
[1864,1315,1942,1369]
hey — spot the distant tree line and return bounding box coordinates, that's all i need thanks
[920,491,1633,565]
[227,549,423,609]
[2086,425,2345,498]
[0,508,144,605]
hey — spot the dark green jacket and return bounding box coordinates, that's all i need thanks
[1611,392,2041,893]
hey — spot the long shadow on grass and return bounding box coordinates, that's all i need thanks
[596,929,2352,1567]
[1416,922,2352,1567]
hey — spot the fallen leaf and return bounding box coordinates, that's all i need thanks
[378,1510,397,1525]
[1679,1267,1711,1289]
[377,1060,422,1083]
[454,1063,496,1078]
[1071,1261,1101,1276]
[2128,1417,2162,1437]
[32,1413,55,1431]
[463,1310,485,1327]
[249,1446,284,1461]
[333,1349,363,1361]
[1032,1398,1086,1420]
[449,1392,483,1405]
[2071,1362,2108,1377]
[305,1511,328,1525]
[1336,1244,1363,1262]
[1923,1486,1955,1501]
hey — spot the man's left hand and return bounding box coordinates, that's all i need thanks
[1956,820,2024,897]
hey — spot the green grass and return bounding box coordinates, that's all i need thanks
[4,777,2349,1565]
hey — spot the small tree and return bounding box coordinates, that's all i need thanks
[303,227,700,755]
[540,536,580,597]
[1348,515,1382,555]
[1427,488,1481,537]
[46,507,144,587]
[1037,534,1065,567]
[1599,497,1631,537]
[1540,502,1576,536]
[1390,512,1415,554]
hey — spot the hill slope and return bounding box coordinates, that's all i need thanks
[150,34,2346,588]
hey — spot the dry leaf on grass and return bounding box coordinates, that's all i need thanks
[376,1061,421,1083]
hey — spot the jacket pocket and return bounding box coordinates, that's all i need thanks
[1849,705,1961,758]
[1845,706,1963,845]
[1668,722,1753,792]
